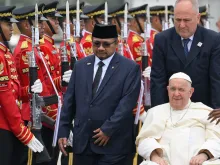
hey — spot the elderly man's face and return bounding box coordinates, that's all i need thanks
[174,1,200,38]
[92,37,117,60]
[167,78,194,110]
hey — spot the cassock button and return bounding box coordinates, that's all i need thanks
[88,119,91,121]
[12,89,15,93]
[90,104,93,107]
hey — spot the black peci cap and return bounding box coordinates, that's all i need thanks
[92,24,118,39]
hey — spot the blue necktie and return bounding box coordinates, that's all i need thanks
[183,38,190,57]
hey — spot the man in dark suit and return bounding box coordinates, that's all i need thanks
[58,24,141,165]
[150,0,220,108]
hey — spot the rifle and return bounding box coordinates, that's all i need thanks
[36,46,62,149]
[163,5,169,31]
[118,22,124,55]
[205,4,210,29]
[69,19,78,69]
[119,3,134,60]
[69,0,82,69]
[60,21,69,87]
[141,5,151,108]
[27,4,51,163]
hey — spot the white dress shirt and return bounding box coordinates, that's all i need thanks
[93,53,115,90]
[181,35,194,52]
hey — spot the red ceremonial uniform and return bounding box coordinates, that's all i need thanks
[0,42,33,145]
[60,36,86,63]
[146,29,158,66]
[117,35,134,60]
[40,34,62,92]
[127,30,144,66]
[13,34,57,121]
[127,31,145,116]
[80,30,93,56]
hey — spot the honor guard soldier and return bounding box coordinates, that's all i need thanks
[40,1,64,93]
[57,2,87,62]
[13,3,57,126]
[142,5,174,79]
[149,5,174,33]
[109,3,134,60]
[0,6,44,165]
[146,6,166,67]
[127,4,147,66]
[199,5,210,29]
[13,4,59,165]
[81,2,106,56]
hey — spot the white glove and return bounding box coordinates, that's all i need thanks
[142,66,151,79]
[62,70,72,83]
[31,79,43,93]
[140,160,159,165]
[27,136,44,153]
[139,111,147,123]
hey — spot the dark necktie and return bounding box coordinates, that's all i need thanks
[183,38,190,57]
[92,61,104,97]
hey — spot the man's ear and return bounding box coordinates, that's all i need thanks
[24,20,30,30]
[197,13,201,24]
[91,19,95,27]
[190,87,194,96]
[167,86,169,91]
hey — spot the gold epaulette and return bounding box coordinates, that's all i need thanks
[39,38,45,44]
[44,35,53,43]
[132,35,141,43]
[21,41,28,49]
[0,44,6,52]
[70,36,74,43]
[85,35,92,42]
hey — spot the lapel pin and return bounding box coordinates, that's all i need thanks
[87,63,91,65]
[197,42,203,47]
[112,66,114,69]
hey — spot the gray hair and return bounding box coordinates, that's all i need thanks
[175,0,199,13]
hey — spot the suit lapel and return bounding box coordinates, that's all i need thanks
[86,55,95,100]
[185,26,203,68]
[171,30,187,64]
[91,54,120,103]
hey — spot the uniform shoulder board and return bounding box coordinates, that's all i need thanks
[132,34,142,43]
[21,41,28,49]
[85,34,92,42]
[0,44,6,52]
[70,36,74,43]
[39,38,45,44]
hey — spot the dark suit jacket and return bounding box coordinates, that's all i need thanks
[151,26,220,108]
[58,53,141,155]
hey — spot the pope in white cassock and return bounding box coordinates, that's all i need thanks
[136,72,220,165]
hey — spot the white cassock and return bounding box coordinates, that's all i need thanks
[136,101,220,165]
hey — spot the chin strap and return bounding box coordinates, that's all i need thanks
[94,17,100,24]
[135,15,144,34]
[46,19,56,35]
[115,17,121,30]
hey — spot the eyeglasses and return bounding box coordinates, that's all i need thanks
[92,40,116,48]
